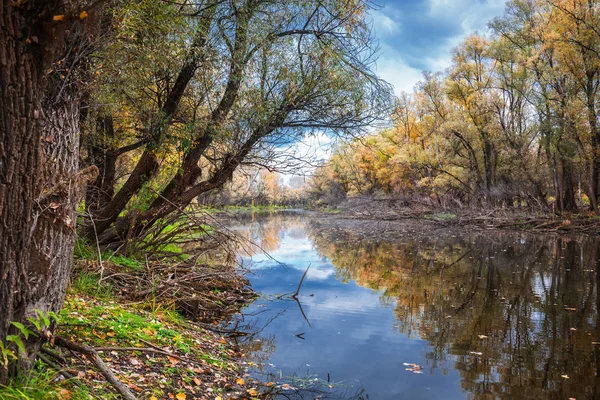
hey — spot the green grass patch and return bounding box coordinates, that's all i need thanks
[0,363,103,400]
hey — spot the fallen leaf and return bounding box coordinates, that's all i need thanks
[53,15,64,21]
[215,397,222,400]
[561,375,569,379]
[478,335,488,339]
[128,383,143,393]
[149,397,158,400]
[175,393,186,400]
[193,377,200,386]
[79,11,88,20]
[247,388,258,396]
[236,377,245,385]
[267,381,275,387]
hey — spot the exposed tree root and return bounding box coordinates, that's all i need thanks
[54,336,137,400]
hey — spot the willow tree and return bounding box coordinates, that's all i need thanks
[80,0,392,248]
[0,0,100,375]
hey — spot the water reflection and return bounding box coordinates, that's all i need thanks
[231,212,600,400]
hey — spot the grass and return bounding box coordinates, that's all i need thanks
[0,362,103,400]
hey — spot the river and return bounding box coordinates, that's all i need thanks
[225,210,600,400]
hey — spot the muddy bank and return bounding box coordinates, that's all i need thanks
[328,197,600,236]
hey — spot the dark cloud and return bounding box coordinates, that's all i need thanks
[370,0,507,93]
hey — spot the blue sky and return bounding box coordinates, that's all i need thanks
[370,0,507,95]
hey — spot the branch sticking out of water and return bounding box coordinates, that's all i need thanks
[291,264,310,299]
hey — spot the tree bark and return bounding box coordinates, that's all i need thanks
[0,0,93,377]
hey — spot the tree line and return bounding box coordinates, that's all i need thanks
[311,0,600,214]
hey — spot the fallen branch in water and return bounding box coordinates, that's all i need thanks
[291,265,310,299]
[54,336,137,400]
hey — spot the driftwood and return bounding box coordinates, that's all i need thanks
[54,336,137,400]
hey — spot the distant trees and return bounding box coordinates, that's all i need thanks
[311,0,600,213]
[198,167,308,207]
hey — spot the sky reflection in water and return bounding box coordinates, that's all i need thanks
[228,211,600,400]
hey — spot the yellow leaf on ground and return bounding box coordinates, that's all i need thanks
[215,397,222,400]
[236,377,245,385]
[79,11,88,20]
[247,388,258,396]
[53,15,64,21]
[149,397,158,400]
[175,393,186,400]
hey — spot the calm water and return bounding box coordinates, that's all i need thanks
[227,211,600,400]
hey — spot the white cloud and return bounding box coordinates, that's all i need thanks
[428,0,506,35]
[375,46,424,96]
[370,9,400,37]
[372,0,508,97]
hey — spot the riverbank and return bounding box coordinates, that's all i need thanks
[0,243,262,399]
[326,197,600,235]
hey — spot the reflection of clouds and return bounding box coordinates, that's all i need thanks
[303,288,386,315]
[246,230,338,281]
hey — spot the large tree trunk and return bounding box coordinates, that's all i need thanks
[0,1,92,377]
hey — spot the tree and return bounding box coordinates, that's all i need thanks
[0,0,99,375]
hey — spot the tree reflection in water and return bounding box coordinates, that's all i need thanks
[231,212,600,399]
[308,221,600,400]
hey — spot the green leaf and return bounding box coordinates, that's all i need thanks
[11,322,36,340]
[34,310,50,328]
[27,317,42,332]
[6,335,26,354]
[47,311,60,325]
